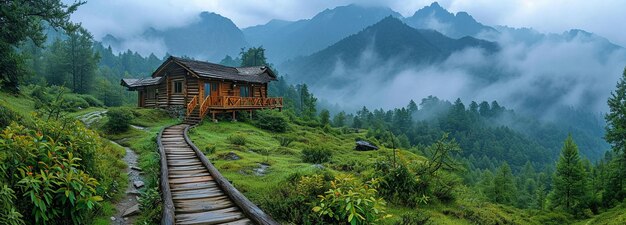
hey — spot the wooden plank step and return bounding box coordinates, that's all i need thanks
[168,166,206,171]
[169,169,208,175]
[168,159,201,163]
[176,207,244,225]
[171,188,223,197]
[168,155,197,160]
[171,190,223,200]
[169,176,214,184]
[169,173,211,179]
[169,161,202,166]
[174,198,234,214]
[171,182,217,191]
[220,218,253,225]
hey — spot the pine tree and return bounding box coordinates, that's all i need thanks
[319,109,330,126]
[490,162,517,205]
[332,111,346,127]
[0,0,83,93]
[605,67,626,200]
[551,135,586,212]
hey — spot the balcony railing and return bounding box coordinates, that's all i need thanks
[198,96,283,118]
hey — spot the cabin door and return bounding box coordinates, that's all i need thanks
[203,82,219,99]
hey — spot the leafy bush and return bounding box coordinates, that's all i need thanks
[254,110,288,132]
[104,107,134,133]
[395,212,432,225]
[276,135,295,147]
[374,161,422,206]
[227,134,247,146]
[61,94,90,111]
[0,120,104,224]
[312,175,390,224]
[0,105,20,129]
[79,95,104,107]
[204,144,216,154]
[137,187,162,225]
[302,146,332,164]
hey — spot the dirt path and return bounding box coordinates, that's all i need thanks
[110,141,144,224]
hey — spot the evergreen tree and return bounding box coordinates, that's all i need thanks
[604,67,626,200]
[332,111,346,127]
[0,0,83,93]
[66,27,98,93]
[490,162,517,205]
[299,84,317,120]
[319,109,330,126]
[240,47,267,67]
[551,135,586,213]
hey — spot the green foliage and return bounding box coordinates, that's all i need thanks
[240,47,268,67]
[204,144,216,154]
[254,109,288,132]
[312,175,390,224]
[227,134,247,146]
[320,109,330,126]
[0,105,20,129]
[489,162,517,205]
[276,135,295,147]
[395,212,431,225]
[302,146,332,164]
[0,184,25,225]
[0,0,83,93]
[551,135,587,214]
[79,95,104,107]
[374,161,422,207]
[104,107,134,133]
[333,111,347,127]
[604,67,626,202]
[137,187,162,225]
[0,118,105,224]
[61,94,89,111]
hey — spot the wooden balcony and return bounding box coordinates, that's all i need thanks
[193,96,283,118]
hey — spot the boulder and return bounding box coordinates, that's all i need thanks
[355,140,379,151]
[133,181,144,188]
[122,204,140,217]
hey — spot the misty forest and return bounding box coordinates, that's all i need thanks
[2,1,626,225]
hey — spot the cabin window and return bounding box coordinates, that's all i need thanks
[174,81,183,93]
[239,86,250,97]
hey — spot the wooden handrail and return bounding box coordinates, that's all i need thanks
[186,95,198,116]
[183,126,280,225]
[157,127,175,225]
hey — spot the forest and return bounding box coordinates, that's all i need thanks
[1,1,626,225]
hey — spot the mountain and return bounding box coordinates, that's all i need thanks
[243,4,403,63]
[103,12,246,62]
[404,2,495,38]
[280,16,498,88]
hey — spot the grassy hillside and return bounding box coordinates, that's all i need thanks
[187,120,560,224]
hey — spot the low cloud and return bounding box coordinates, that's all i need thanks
[312,30,626,117]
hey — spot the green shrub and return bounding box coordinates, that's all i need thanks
[0,121,104,224]
[254,110,288,132]
[104,107,134,133]
[61,94,90,111]
[204,144,216,154]
[302,146,332,164]
[137,187,162,225]
[0,105,20,129]
[276,135,295,147]
[312,175,390,224]
[79,95,104,107]
[395,212,431,225]
[227,134,247,146]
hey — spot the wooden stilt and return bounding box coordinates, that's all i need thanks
[249,110,252,120]
[232,111,237,122]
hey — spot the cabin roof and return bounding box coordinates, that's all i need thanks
[156,56,277,83]
[121,77,164,90]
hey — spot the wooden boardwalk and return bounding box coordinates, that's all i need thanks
[158,125,278,225]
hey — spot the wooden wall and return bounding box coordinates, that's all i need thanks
[136,62,271,108]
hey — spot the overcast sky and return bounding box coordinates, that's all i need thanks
[67,0,626,47]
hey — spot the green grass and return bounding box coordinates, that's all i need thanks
[574,203,626,225]
[187,120,573,225]
[0,91,36,118]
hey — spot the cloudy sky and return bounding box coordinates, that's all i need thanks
[68,0,626,47]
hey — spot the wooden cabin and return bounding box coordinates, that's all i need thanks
[121,56,282,123]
